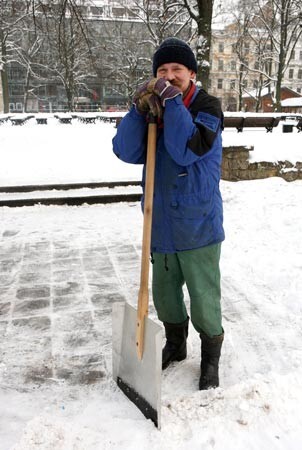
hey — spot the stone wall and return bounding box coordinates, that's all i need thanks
[222,146,302,182]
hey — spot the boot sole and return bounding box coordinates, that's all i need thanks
[162,354,187,370]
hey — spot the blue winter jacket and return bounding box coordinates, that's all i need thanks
[112,87,225,253]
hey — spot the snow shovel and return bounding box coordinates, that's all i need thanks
[112,115,162,428]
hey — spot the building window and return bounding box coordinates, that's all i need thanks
[218,43,224,53]
[230,79,236,90]
[232,43,236,53]
[300,51,302,61]
[112,7,124,17]
[230,60,236,71]
[244,43,250,54]
[291,50,295,61]
[128,7,139,17]
[297,87,301,93]
[298,69,302,80]
[254,61,260,70]
[289,68,294,79]
[78,6,88,16]
[10,84,24,95]
[217,79,223,89]
[218,59,224,71]
[9,67,25,79]
[91,6,103,15]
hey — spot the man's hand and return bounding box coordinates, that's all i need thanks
[133,79,163,118]
[133,77,182,117]
[152,78,182,106]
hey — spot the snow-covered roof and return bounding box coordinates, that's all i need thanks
[281,97,302,107]
[243,87,301,99]
[242,87,270,98]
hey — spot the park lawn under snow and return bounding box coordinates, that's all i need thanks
[0,115,301,449]
[0,114,301,187]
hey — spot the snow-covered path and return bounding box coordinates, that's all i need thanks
[0,177,301,449]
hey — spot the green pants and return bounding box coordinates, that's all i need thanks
[152,244,222,338]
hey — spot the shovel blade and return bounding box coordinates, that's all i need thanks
[112,302,162,428]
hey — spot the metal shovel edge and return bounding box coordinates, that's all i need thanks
[112,118,162,428]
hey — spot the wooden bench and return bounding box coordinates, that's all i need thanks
[98,115,121,124]
[0,115,11,125]
[77,116,97,124]
[223,116,281,132]
[10,118,27,126]
[57,116,73,124]
[36,117,48,125]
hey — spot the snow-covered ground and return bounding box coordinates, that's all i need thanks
[0,114,301,187]
[0,116,301,449]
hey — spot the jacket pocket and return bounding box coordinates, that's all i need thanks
[168,193,212,220]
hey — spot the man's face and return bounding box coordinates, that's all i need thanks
[156,63,195,93]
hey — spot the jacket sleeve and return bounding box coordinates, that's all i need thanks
[163,95,222,166]
[112,106,148,164]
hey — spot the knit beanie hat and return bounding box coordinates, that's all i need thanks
[152,37,198,76]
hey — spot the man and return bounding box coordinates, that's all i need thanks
[112,38,224,390]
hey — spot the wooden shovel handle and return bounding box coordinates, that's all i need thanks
[136,119,157,360]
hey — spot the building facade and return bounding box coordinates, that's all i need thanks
[283,43,302,94]
[6,0,189,113]
[209,21,302,112]
[0,80,3,113]
[209,26,260,111]
[4,1,302,113]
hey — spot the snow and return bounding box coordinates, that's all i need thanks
[281,97,302,107]
[222,127,301,164]
[0,116,141,187]
[0,114,301,187]
[0,114,302,449]
[242,87,301,99]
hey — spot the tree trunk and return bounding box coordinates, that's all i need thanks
[23,65,31,113]
[274,4,286,112]
[238,64,244,111]
[196,0,213,91]
[1,34,9,113]
[65,83,74,111]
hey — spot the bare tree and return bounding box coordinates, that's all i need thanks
[257,0,302,110]
[226,0,274,111]
[98,0,192,104]
[181,0,215,90]
[1,0,96,112]
[36,0,95,111]
[225,0,302,111]
[121,0,191,47]
[92,19,152,107]
[0,0,33,112]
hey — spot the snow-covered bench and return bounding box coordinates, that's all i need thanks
[223,115,281,133]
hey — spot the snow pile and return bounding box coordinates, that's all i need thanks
[10,370,302,449]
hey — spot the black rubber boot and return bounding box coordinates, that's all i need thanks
[199,331,224,390]
[162,317,189,370]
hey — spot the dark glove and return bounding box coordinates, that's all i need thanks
[152,78,182,106]
[133,80,163,118]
